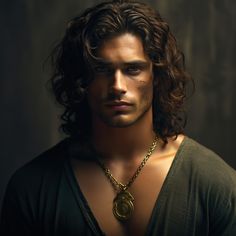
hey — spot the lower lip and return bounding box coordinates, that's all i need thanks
[107,105,131,111]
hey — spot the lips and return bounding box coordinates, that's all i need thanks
[105,101,132,106]
[105,100,133,111]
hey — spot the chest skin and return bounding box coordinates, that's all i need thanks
[70,137,183,236]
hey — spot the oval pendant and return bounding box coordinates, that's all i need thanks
[113,190,134,221]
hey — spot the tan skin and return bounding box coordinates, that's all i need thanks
[70,33,185,236]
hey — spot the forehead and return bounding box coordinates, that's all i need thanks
[97,33,150,63]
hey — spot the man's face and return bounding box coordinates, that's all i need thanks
[87,33,153,128]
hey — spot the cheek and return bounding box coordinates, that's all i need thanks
[87,80,106,100]
[87,83,100,110]
[136,80,153,103]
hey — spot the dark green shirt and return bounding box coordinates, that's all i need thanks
[1,137,236,235]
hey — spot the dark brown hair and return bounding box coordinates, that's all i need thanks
[50,0,193,142]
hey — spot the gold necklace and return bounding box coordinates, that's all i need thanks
[96,136,158,222]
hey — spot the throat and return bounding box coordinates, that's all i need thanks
[91,132,157,161]
[91,109,154,157]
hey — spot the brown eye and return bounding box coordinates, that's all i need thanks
[94,66,113,75]
[125,66,141,75]
[94,66,106,73]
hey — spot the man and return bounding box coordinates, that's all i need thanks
[1,0,236,235]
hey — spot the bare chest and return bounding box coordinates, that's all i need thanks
[70,155,174,236]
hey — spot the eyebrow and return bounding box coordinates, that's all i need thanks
[95,60,151,67]
[123,61,150,67]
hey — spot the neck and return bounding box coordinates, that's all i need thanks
[90,111,156,161]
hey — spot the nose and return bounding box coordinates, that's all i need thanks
[109,69,127,95]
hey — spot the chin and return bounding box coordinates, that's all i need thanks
[104,118,136,128]
[102,112,148,128]
[107,121,136,128]
[97,113,135,128]
[97,106,152,128]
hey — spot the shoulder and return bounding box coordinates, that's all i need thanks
[178,137,236,233]
[6,138,71,194]
[179,136,236,202]
[182,138,236,235]
[1,138,73,233]
[180,136,236,175]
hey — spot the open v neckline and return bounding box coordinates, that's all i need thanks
[64,137,188,236]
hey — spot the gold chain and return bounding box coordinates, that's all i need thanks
[97,136,158,191]
[96,136,158,221]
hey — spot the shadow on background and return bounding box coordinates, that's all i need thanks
[1,0,235,210]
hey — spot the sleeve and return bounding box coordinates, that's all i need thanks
[0,140,68,236]
[0,175,37,236]
[209,194,236,235]
[209,168,236,236]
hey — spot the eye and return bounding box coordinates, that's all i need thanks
[94,66,107,73]
[94,66,113,75]
[125,66,141,75]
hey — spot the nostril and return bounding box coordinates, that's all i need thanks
[108,86,126,97]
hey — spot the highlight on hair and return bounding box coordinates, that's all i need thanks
[50,0,193,143]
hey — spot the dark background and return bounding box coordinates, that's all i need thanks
[1,0,235,210]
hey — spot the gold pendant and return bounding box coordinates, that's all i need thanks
[113,190,134,221]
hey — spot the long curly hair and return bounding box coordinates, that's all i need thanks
[50,0,193,143]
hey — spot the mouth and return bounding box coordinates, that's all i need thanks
[105,100,133,111]
[105,101,132,106]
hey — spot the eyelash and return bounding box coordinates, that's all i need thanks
[125,67,141,75]
[94,66,142,76]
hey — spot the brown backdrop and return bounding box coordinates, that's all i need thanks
[1,0,235,210]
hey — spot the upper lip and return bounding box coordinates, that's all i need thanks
[105,101,132,106]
